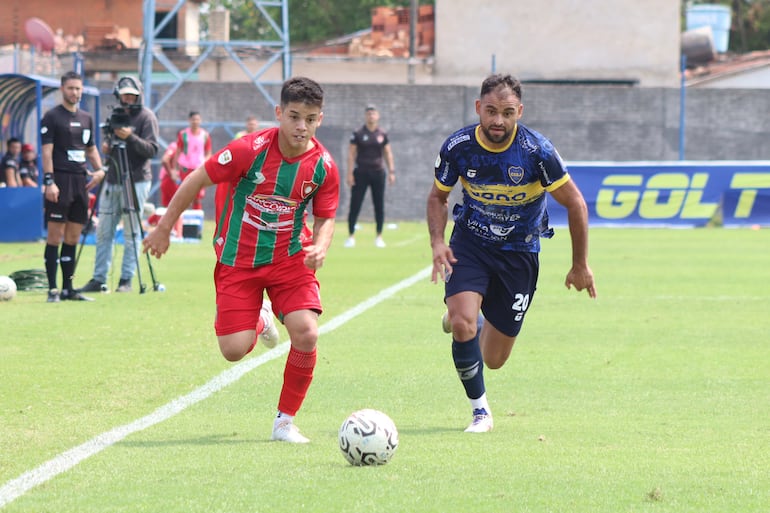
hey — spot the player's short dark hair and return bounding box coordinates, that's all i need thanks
[61,70,82,86]
[188,111,200,118]
[280,77,324,109]
[480,74,522,101]
[7,137,21,147]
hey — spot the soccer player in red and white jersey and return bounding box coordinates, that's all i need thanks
[143,77,340,443]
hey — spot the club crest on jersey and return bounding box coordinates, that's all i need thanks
[377,134,384,144]
[508,166,524,184]
[82,129,91,144]
[218,149,233,165]
[467,169,477,178]
[300,180,319,198]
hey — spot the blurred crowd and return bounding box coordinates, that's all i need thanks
[1,137,39,188]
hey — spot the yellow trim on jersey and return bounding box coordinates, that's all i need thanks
[545,173,571,192]
[434,178,453,192]
[459,176,546,206]
[474,124,518,153]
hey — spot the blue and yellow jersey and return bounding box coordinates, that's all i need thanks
[435,123,570,252]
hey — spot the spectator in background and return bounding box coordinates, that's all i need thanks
[215,115,260,221]
[158,141,184,239]
[171,111,212,210]
[345,105,396,248]
[1,137,22,187]
[18,143,40,187]
[159,141,179,207]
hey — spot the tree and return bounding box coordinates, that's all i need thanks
[688,0,770,52]
[202,0,434,45]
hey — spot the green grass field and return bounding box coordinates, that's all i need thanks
[1,222,768,512]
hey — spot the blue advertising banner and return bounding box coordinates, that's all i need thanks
[0,187,44,242]
[548,161,770,227]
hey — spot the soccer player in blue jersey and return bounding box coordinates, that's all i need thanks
[426,73,597,433]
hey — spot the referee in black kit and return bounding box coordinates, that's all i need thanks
[344,104,396,249]
[41,71,106,303]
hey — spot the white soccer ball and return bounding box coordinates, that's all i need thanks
[0,276,17,301]
[338,409,399,466]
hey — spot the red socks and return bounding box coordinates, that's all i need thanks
[278,347,317,416]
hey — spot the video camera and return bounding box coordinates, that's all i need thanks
[103,105,132,135]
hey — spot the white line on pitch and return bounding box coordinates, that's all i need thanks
[0,266,432,508]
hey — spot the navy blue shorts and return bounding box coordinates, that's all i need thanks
[445,230,539,337]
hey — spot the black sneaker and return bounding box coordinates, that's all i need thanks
[116,279,132,293]
[61,289,94,301]
[79,279,108,293]
[47,289,61,303]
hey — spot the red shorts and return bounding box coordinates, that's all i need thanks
[213,251,321,336]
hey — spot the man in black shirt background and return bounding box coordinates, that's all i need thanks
[344,104,396,248]
[41,71,106,302]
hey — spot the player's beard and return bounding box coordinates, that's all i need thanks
[480,124,512,145]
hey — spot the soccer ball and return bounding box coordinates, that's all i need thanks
[338,409,399,466]
[0,276,17,301]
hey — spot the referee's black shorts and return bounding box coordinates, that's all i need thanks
[45,173,90,225]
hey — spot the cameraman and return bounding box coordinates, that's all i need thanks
[79,76,159,293]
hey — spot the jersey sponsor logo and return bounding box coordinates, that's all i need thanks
[446,134,470,151]
[218,149,232,165]
[246,194,297,215]
[507,166,524,184]
[70,122,82,127]
[321,150,333,167]
[252,135,269,152]
[489,224,515,237]
[300,180,319,199]
[82,129,91,144]
[434,154,441,169]
[462,179,546,206]
[520,136,539,154]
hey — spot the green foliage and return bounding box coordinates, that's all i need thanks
[688,0,770,52]
[202,0,434,45]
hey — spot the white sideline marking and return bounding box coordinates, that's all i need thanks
[0,266,432,508]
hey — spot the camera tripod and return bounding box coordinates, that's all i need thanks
[76,137,162,293]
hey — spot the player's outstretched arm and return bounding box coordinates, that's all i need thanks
[550,180,597,298]
[427,183,456,284]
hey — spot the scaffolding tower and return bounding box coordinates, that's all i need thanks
[140,0,290,114]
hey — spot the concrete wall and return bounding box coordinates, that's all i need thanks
[94,80,770,223]
[434,0,681,87]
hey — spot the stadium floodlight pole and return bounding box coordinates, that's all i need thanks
[408,0,417,84]
[679,54,687,161]
[141,0,156,111]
